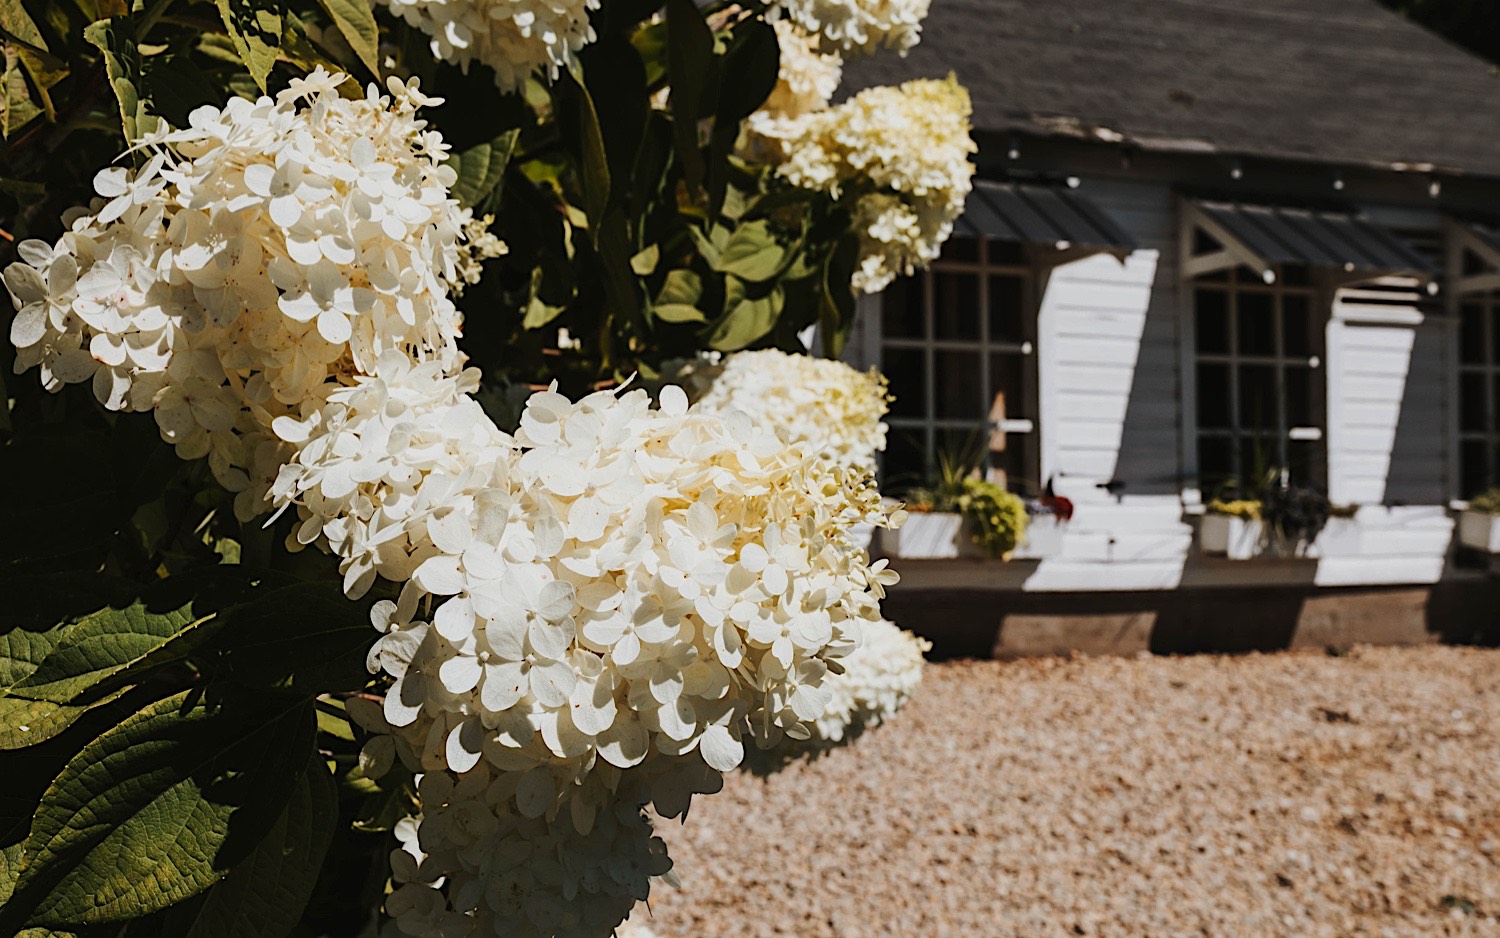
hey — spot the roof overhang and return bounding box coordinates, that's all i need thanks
[1444,217,1500,296]
[957,181,1135,261]
[1180,198,1437,287]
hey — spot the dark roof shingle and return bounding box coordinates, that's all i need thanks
[844,0,1500,178]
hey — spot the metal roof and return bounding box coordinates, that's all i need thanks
[1185,199,1436,280]
[956,181,1136,252]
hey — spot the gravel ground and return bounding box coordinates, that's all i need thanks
[640,645,1499,937]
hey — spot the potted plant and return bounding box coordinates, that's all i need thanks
[1458,488,1500,552]
[882,442,1030,560]
[1200,470,1330,560]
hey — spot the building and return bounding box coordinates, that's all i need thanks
[844,0,1500,655]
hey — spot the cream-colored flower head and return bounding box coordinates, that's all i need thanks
[776,75,976,293]
[2,69,496,521]
[741,20,845,162]
[809,618,928,743]
[377,0,600,91]
[776,0,930,55]
[689,348,890,475]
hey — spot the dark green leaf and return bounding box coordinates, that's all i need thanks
[213,0,283,92]
[180,755,336,938]
[819,232,860,357]
[314,0,379,78]
[5,690,314,929]
[11,597,211,704]
[0,690,126,751]
[195,582,376,694]
[664,0,712,192]
[714,218,784,281]
[0,0,46,50]
[653,303,706,323]
[710,284,784,350]
[655,267,702,306]
[445,130,519,209]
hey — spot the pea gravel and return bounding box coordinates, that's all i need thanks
[639,645,1499,937]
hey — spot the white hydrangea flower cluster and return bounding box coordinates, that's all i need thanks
[775,76,976,293]
[776,0,930,55]
[376,0,599,92]
[686,349,890,475]
[740,20,844,162]
[2,69,502,522]
[6,71,902,938]
[808,617,928,743]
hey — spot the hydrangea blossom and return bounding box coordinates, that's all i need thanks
[740,20,843,162]
[776,0,930,55]
[807,617,928,743]
[3,69,500,520]
[6,71,903,938]
[376,0,599,91]
[684,349,890,475]
[775,76,976,292]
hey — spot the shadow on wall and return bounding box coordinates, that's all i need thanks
[881,580,1500,661]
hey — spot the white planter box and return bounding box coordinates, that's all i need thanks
[1458,510,1500,553]
[1199,514,1266,560]
[1011,514,1065,560]
[879,512,983,560]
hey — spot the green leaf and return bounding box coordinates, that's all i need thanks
[2,41,41,138]
[819,232,860,357]
[563,70,610,230]
[654,267,702,306]
[0,690,127,751]
[195,582,376,694]
[653,303,706,323]
[710,284,784,350]
[664,0,713,192]
[180,755,336,938]
[213,0,283,92]
[4,691,315,929]
[630,244,660,276]
[314,0,379,78]
[11,598,211,704]
[82,17,158,144]
[714,219,784,281]
[444,129,518,209]
[0,0,47,51]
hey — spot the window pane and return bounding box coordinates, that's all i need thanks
[881,274,924,339]
[1239,434,1279,484]
[1195,289,1229,354]
[988,351,1026,419]
[1238,364,1278,434]
[1282,294,1311,357]
[934,350,983,420]
[1460,303,1485,365]
[1280,265,1311,286]
[1287,439,1319,487]
[932,271,979,340]
[1285,366,1313,428]
[1197,362,1232,430]
[1461,372,1487,433]
[985,239,1024,265]
[988,275,1026,344]
[881,428,930,492]
[1461,439,1489,498]
[1198,435,1234,490]
[942,237,980,263]
[883,347,926,419]
[1237,292,1275,355]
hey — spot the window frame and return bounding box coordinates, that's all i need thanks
[1457,292,1500,497]
[874,237,1042,493]
[1184,265,1329,495]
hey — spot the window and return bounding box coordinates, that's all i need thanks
[1458,296,1500,496]
[878,238,1038,493]
[1192,266,1324,492]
